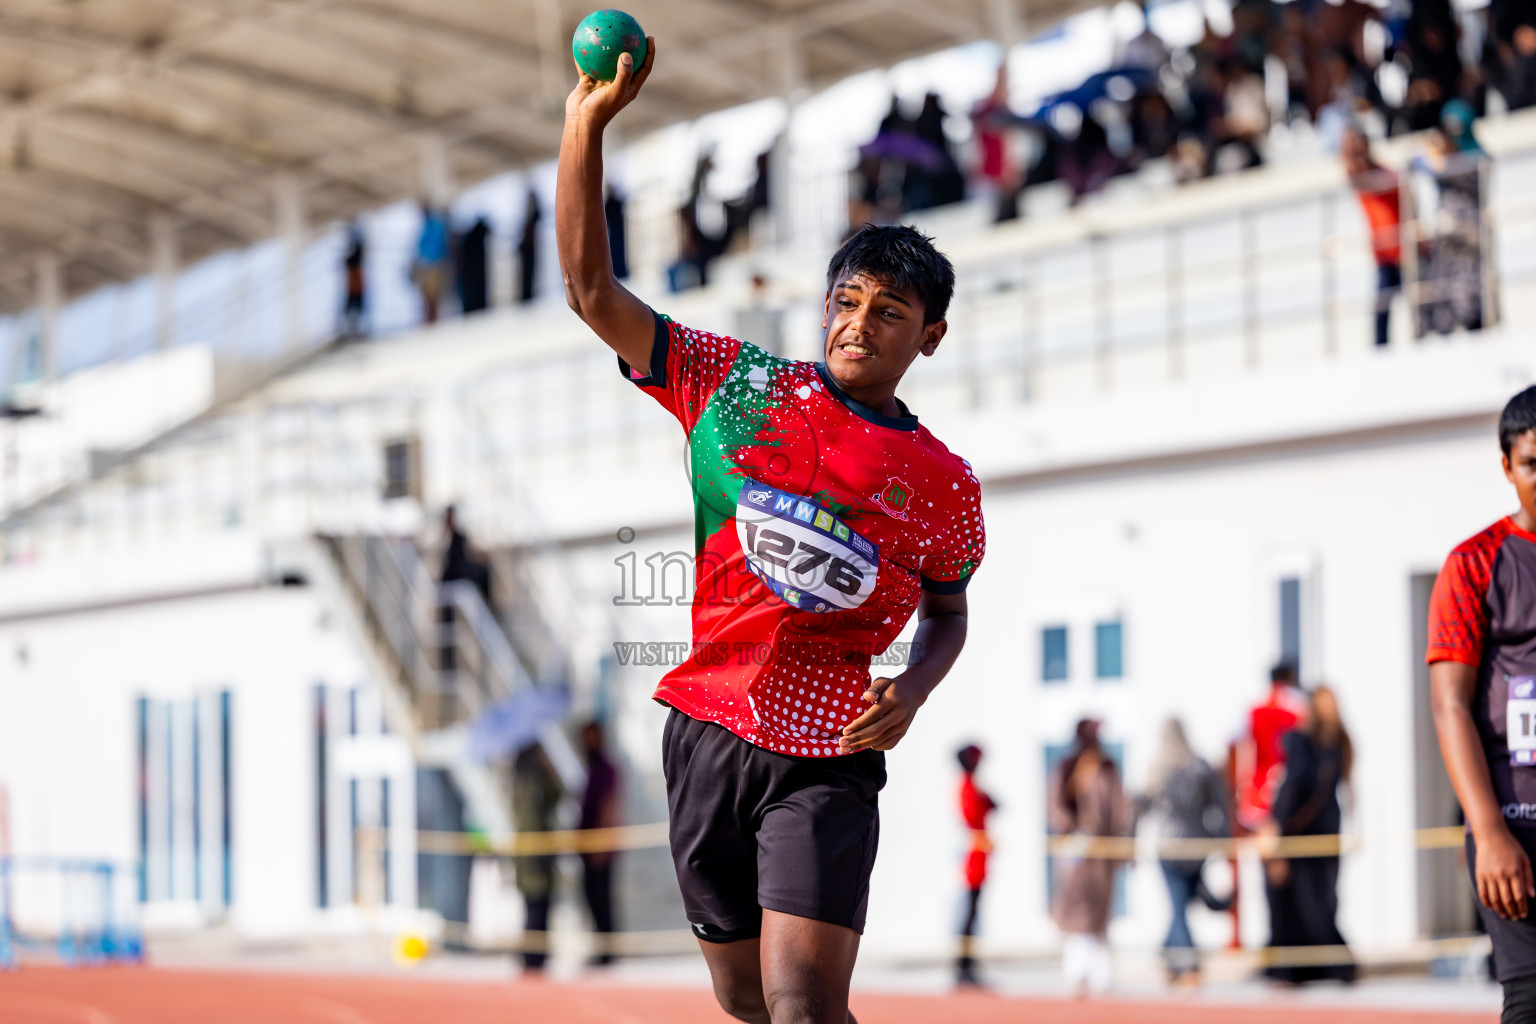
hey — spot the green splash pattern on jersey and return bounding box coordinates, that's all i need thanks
[686,343,790,551]
[811,489,857,519]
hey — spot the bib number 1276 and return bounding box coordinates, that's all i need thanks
[742,522,864,596]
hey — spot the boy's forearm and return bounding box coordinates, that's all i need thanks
[901,611,967,700]
[556,117,611,315]
[1432,665,1507,839]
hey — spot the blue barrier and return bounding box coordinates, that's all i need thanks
[0,857,143,967]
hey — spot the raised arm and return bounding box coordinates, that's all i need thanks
[556,40,657,371]
[1432,659,1534,920]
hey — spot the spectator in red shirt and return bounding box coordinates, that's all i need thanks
[955,744,996,987]
[1342,127,1407,347]
[1237,663,1310,833]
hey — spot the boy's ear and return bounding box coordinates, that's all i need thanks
[1505,451,1516,482]
[821,290,832,330]
[920,319,948,357]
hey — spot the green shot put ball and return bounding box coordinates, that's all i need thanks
[572,9,647,82]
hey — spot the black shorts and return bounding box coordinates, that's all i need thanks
[1469,830,1536,983]
[661,708,885,941]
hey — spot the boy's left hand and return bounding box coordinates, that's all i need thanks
[839,674,928,753]
[565,36,656,130]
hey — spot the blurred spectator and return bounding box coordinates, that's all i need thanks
[725,149,773,242]
[1141,718,1231,987]
[853,98,927,227]
[669,147,771,291]
[438,506,493,690]
[1211,60,1269,174]
[1236,662,1308,830]
[517,190,542,304]
[411,201,450,324]
[605,186,629,280]
[1405,0,1465,119]
[1128,91,1181,169]
[973,68,1023,222]
[1231,0,1278,75]
[1341,128,1406,347]
[670,152,720,292]
[511,742,564,973]
[908,92,967,210]
[1412,105,1487,334]
[1049,719,1131,998]
[438,505,470,685]
[1260,686,1357,985]
[1276,5,1313,122]
[1059,108,1121,204]
[955,743,997,988]
[1118,1,1171,71]
[458,216,490,316]
[340,221,367,340]
[579,719,621,966]
[1494,22,1536,109]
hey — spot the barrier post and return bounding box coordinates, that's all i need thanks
[0,858,13,969]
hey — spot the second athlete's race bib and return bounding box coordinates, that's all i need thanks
[736,479,878,613]
[1510,675,1536,766]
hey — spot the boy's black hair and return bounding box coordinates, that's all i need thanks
[1270,661,1299,685]
[1500,385,1536,457]
[825,224,956,324]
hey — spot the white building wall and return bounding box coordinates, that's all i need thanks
[0,537,386,936]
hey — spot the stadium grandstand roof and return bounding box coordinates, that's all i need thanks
[0,0,1087,314]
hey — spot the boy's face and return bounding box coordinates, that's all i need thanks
[821,272,947,394]
[1504,431,1536,518]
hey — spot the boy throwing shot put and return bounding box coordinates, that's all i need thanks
[1429,385,1536,1023]
[556,42,985,1024]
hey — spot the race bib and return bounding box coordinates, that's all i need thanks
[736,479,878,613]
[1509,676,1536,766]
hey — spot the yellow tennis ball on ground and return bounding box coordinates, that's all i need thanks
[394,932,430,965]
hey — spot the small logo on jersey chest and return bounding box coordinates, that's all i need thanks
[872,477,913,521]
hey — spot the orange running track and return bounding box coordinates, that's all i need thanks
[0,967,1499,1024]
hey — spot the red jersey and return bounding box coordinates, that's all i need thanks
[1351,167,1403,267]
[1237,684,1308,829]
[623,312,985,758]
[960,774,996,889]
[1428,518,1536,823]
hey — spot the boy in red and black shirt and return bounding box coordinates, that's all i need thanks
[956,744,996,987]
[557,41,983,1023]
[1429,385,1536,1022]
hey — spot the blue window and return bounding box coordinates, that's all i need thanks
[1095,620,1124,680]
[1279,577,1301,668]
[1042,626,1069,682]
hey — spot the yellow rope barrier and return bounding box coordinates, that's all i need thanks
[409,822,672,857]
[1044,824,1469,860]
[362,823,1482,966]
[367,822,1470,861]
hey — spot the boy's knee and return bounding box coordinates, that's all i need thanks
[712,976,770,1024]
[763,984,844,1024]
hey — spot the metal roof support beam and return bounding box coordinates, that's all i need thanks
[534,0,568,108]
[778,31,808,100]
[0,186,144,277]
[988,0,1023,50]
[419,134,453,208]
[34,255,60,382]
[151,216,179,351]
[41,123,273,242]
[884,0,985,43]
[273,175,306,353]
